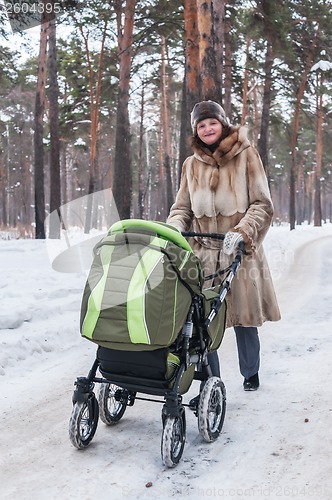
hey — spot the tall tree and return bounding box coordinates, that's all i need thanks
[112,0,136,220]
[289,30,319,230]
[80,18,108,233]
[257,40,273,179]
[223,6,232,117]
[241,37,251,125]
[137,81,145,219]
[160,34,173,216]
[249,1,292,178]
[179,0,200,175]
[310,62,332,226]
[34,19,48,239]
[48,12,61,238]
[287,0,332,229]
[314,77,323,227]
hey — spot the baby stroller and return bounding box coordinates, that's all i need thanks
[69,219,244,467]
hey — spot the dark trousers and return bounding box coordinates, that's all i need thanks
[207,326,260,380]
[234,326,260,379]
[207,350,220,377]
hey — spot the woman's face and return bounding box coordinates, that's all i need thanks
[196,118,223,145]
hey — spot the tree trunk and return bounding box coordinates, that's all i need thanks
[314,75,323,226]
[252,82,259,146]
[113,0,136,220]
[138,83,145,219]
[184,0,200,102]
[82,20,107,233]
[211,0,224,103]
[0,162,6,226]
[223,14,232,117]
[257,40,273,181]
[197,0,219,101]
[48,13,61,239]
[160,35,173,216]
[296,151,305,225]
[306,172,314,224]
[241,38,250,126]
[290,33,318,230]
[179,0,200,181]
[157,119,166,220]
[34,20,48,239]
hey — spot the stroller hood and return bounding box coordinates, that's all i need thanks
[80,220,203,351]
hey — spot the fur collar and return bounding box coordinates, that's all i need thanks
[191,125,250,167]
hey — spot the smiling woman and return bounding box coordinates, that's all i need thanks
[167,99,281,394]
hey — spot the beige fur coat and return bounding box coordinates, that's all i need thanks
[167,126,281,327]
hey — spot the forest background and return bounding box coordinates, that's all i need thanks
[0,0,332,240]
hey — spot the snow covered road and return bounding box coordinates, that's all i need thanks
[1,227,332,499]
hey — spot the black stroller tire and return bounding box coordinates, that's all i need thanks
[198,376,226,442]
[98,383,128,425]
[69,396,99,449]
[161,415,186,467]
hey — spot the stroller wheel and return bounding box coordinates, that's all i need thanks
[69,395,99,449]
[98,383,128,425]
[198,376,226,442]
[161,414,186,467]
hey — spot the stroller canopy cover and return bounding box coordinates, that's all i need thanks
[80,220,203,351]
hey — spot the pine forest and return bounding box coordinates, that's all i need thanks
[0,0,332,239]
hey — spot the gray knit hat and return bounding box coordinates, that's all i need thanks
[191,100,230,135]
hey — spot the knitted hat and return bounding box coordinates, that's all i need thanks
[191,100,230,135]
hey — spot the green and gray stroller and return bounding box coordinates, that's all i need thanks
[69,219,244,467]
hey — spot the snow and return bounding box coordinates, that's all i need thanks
[310,60,332,73]
[1,223,332,499]
[74,137,87,146]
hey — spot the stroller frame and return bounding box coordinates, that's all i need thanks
[69,231,244,467]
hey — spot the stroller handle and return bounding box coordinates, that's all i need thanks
[181,231,247,255]
[181,231,225,240]
[204,240,245,329]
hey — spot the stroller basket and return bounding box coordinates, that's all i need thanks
[69,219,244,467]
[97,345,197,396]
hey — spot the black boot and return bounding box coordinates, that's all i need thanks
[243,373,259,391]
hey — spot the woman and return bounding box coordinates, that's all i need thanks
[167,100,280,399]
